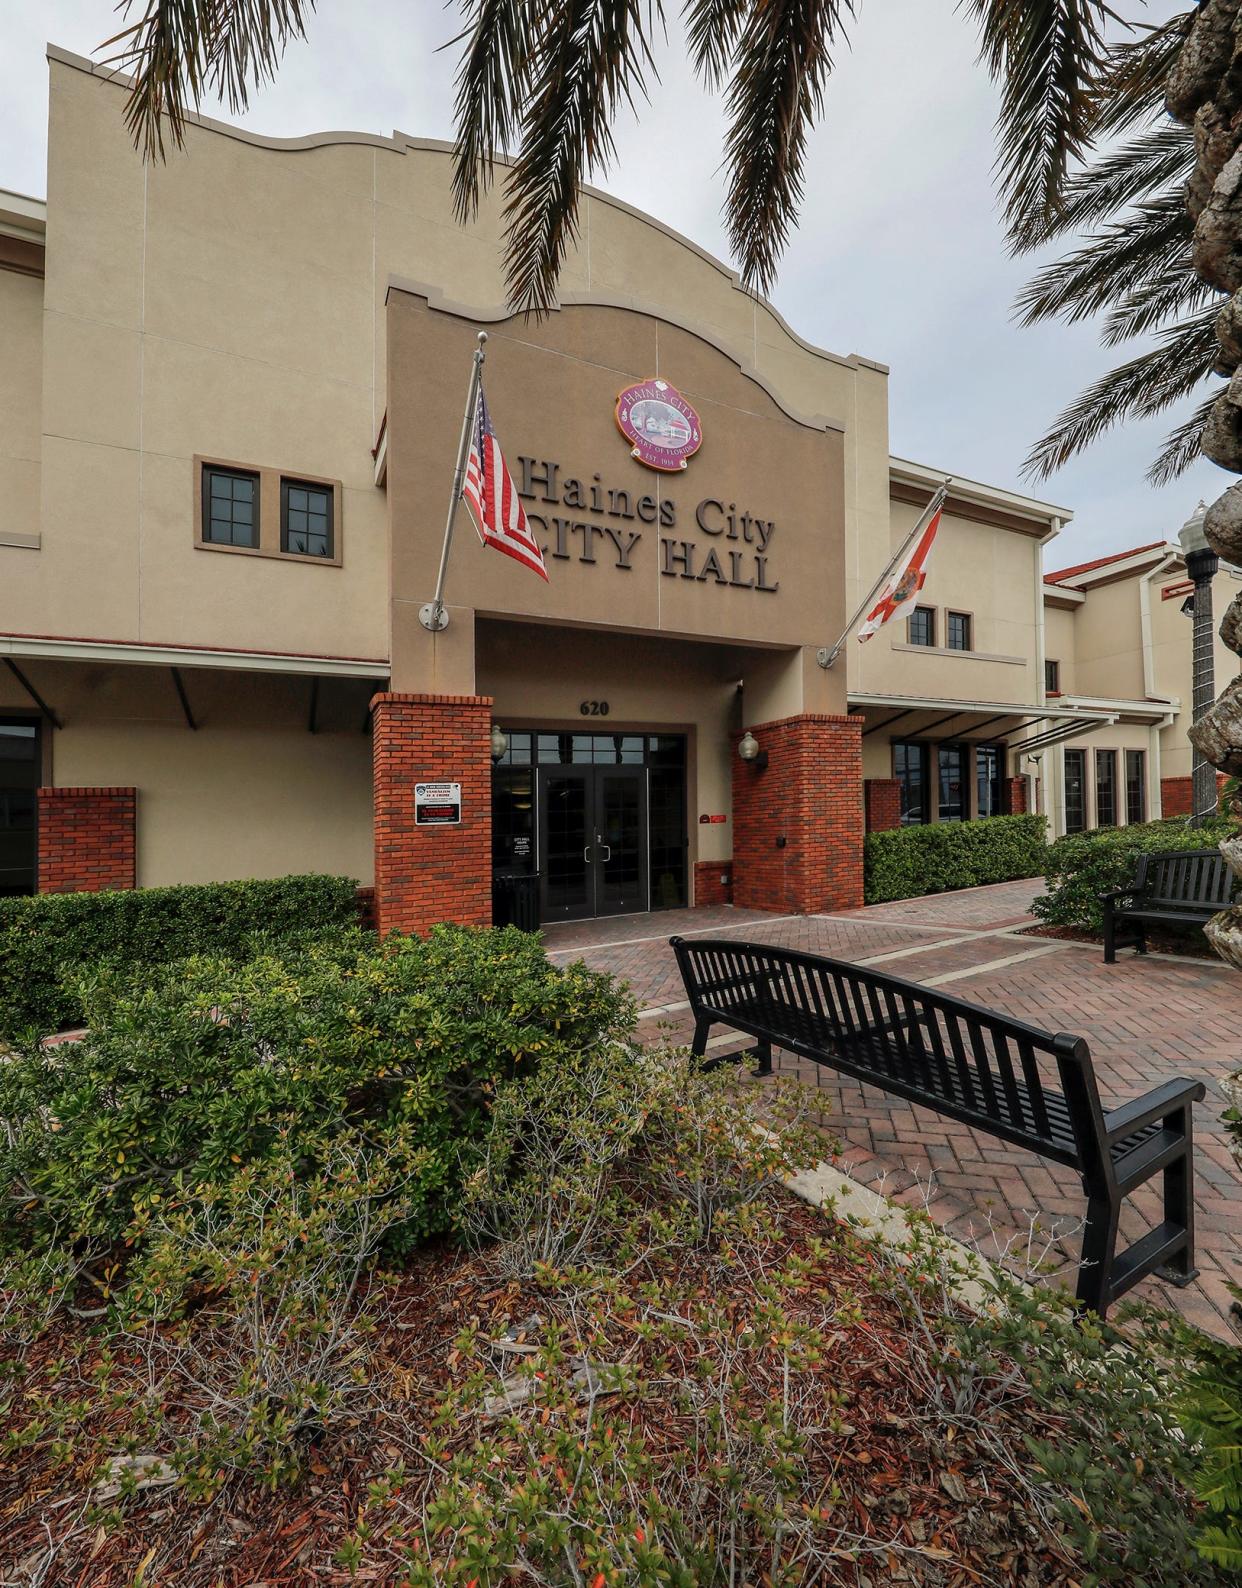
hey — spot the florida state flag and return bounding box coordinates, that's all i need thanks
[857,486,946,643]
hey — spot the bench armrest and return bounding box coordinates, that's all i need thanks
[1098,886,1144,903]
[1104,1078,1206,1141]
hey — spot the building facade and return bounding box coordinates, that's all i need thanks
[0,48,1226,924]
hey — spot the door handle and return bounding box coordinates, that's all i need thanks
[597,835,612,862]
[583,845,593,864]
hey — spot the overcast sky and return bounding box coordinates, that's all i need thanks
[0,0,1222,565]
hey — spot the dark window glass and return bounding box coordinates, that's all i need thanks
[1096,749,1117,828]
[1126,749,1146,825]
[1065,749,1086,833]
[494,730,533,767]
[281,479,333,558]
[492,768,535,873]
[947,612,971,651]
[894,741,927,825]
[938,744,966,821]
[1044,658,1060,694]
[649,768,687,910]
[976,744,1003,818]
[0,719,40,896]
[908,607,935,647]
[202,466,258,548]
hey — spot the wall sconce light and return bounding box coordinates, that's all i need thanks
[490,723,509,763]
[738,730,768,772]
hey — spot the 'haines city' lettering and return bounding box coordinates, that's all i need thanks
[517,457,778,593]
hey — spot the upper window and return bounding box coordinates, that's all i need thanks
[946,611,972,651]
[282,479,334,559]
[202,466,259,549]
[908,607,935,647]
[1045,658,1060,694]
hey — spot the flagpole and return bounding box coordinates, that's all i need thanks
[816,478,950,669]
[419,331,488,634]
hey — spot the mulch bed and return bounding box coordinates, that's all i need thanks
[0,1194,1136,1586]
[1019,922,1217,960]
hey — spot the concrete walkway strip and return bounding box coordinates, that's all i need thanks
[918,942,1072,987]
[854,928,1004,966]
[545,913,801,956]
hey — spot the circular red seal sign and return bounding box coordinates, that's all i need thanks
[615,378,703,472]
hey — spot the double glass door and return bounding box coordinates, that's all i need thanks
[539,765,648,920]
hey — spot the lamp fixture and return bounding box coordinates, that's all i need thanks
[738,730,768,772]
[1177,499,1209,561]
[490,723,509,763]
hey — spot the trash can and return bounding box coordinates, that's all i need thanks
[492,870,541,932]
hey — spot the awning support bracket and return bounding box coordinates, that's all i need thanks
[170,667,197,730]
[3,657,61,729]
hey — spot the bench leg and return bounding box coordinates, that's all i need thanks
[691,1016,712,1059]
[1075,1190,1121,1317]
[752,1039,773,1078]
[1155,1102,1199,1288]
[1103,904,1116,965]
[1134,925,1148,957]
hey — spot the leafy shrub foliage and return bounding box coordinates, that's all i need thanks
[864,812,1047,904]
[0,925,634,1295]
[1180,1325,1242,1572]
[0,872,364,1037]
[1032,817,1234,932]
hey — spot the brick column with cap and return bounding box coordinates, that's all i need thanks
[371,692,493,937]
[731,713,864,914]
[37,787,136,893]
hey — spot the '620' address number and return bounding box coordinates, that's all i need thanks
[579,700,610,717]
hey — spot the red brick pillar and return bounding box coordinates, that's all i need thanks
[1003,775,1028,815]
[1160,775,1192,817]
[732,714,864,914]
[371,692,493,937]
[863,777,901,833]
[37,787,136,893]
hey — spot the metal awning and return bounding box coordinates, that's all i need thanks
[848,693,1120,743]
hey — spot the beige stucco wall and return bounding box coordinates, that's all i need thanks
[0,661,374,886]
[1042,604,1077,696]
[0,266,42,562]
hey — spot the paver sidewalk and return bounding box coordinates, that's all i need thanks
[543,880,1242,1340]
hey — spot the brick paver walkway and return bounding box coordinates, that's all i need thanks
[543,880,1242,1340]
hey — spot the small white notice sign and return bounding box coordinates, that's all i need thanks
[414,782,462,826]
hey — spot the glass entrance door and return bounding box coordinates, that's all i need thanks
[537,765,649,921]
[0,721,40,896]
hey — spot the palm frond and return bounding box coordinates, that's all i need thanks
[501,0,663,317]
[966,0,1113,248]
[1101,272,1217,348]
[1023,307,1218,479]
[1014,187,1191,327]
[1090,9,1195,138]
[1013,120,1193,252]
[450,0,539,223]
[1146,392,1220,487]
[684,0,750,88]
[100,0,312,161]
[721,0,855,297]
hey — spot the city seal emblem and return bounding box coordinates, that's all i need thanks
[615,378,703,472]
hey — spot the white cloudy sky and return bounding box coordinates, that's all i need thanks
[0,0,1222,564]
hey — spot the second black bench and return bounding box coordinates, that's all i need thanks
[1100,846,1235,963]
[671,935,1204,1318]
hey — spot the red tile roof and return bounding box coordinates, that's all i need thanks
[1044,540,1170,586]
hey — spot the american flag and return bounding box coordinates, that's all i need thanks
[462,384,548,581]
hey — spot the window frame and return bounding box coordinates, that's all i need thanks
[1125,749,1146,825]
[194,456,343,567]
[280,477,335,560]
[200,464,260,550]
[1064,748,1086,834]
[893,740,930,826]
[1095,749,1118,828]
[907,606,936,648]
[1044,658,1060,695]
[976,743,1004,819]
[946,610,972,652]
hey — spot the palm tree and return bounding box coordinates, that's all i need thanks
[104,0,1122,315]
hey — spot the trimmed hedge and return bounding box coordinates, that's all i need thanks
[1031,818,1234,933]
[0,873,362,1038]
[863,813,1048,905]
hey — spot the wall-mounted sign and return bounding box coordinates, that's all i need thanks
[415,782,462,826]
[699,813,728,825]
[616,378,703,473]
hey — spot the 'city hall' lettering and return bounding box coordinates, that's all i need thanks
[517,456,779,592]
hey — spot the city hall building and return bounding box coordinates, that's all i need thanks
[0,48,1231,933]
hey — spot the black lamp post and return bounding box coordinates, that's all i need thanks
[1178,500,1219,827]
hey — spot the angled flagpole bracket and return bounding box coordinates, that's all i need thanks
[419,331,489,634]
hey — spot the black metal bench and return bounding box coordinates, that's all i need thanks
[1101,847,1235,963]
[671,936,1205,1318]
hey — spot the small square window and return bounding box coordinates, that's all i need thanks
[281,478,334,558]
[908,606,935,647]
[202,466,259,548]
[1045,658,1060,694]
[947,611,971,651]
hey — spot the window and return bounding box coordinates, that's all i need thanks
[1126,749,1146,825]
[894,741,928,825]
[281,479,334,559]
[202,466,258,548]
[946,612,972,651]
[1064,749,1086,833]
[938,744,966,821]
[976,744,1004,818]
[1044,658,1060,694]
[1096,749,1117,827]
[908,607,935,647]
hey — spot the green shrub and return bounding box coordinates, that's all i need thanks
[0,872,363,1037]
[1031,817,1234,932]
[1179,1324,1242,1572]
[0,925,635,1292]
[863,812,1047,904]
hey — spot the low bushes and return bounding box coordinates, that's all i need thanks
[863,812,1048,904]
[0,872,363,1037]
[1032,817,1234,933]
